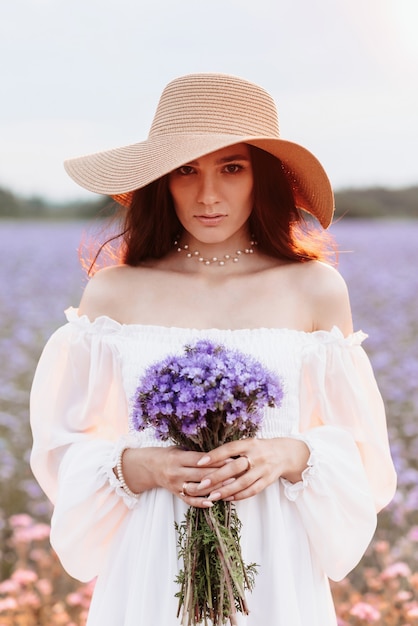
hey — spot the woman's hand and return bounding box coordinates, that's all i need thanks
[121,438,310,508]
[121,446,222,508]
[183,438,310,504]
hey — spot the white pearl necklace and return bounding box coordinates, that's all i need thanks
[174,239,258,266]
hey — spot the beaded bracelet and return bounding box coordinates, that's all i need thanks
[115,448,141,499]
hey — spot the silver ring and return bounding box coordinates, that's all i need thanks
[241,454,254,471]
[179,482,189,497]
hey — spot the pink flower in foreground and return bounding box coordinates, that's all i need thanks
[36,578,53,596]
[0,597,18,611]
[11,568,38,585]
[349,602,381,622]
[66,592,84,606]
[381,561,411,579]
[12,527,35,544]
[373,540,390,553]
[13,523,50,544]
[9,514,33,528]
[0,579,19,594]
[396,590,412,602]
[28,522,51,541]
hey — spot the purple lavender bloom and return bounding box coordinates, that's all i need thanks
[132,340,283,451]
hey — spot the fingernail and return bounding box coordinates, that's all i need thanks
[208,491,221,501]
[198,478,211,489]
[197,455,211,466]
[202,500,214,507]
[224,496,235,502]
[222,478,236,486]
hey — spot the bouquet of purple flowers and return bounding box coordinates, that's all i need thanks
[132,339,283,626]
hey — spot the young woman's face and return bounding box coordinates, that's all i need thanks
[168,143,254,244]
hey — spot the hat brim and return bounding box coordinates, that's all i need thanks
[64,134,334,228]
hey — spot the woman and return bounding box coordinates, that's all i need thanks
[30,73,396,626]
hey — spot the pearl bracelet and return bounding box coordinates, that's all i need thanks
[115,448,141,499]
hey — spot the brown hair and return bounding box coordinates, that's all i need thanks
[248,146,335,263]
[85,145,335,274]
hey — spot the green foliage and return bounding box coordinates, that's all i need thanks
[175,502,257,626]
[0,188,26,217]
[0,188,115,219]
[334,186,418,219]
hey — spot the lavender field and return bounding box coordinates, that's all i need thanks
[0,218,417,625]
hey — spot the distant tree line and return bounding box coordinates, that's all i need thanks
[0,188,113,220]
[0,185,417,220]
[334,186,418,219]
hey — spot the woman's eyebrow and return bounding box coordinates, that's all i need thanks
[216,154,251,164]
[185,154,250,166]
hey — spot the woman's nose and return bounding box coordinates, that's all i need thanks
[196,173,220,207]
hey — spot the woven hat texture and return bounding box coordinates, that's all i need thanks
[64,73,334,227]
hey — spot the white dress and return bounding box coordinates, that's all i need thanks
[30,308,396,626]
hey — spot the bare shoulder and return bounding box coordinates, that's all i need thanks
[300,261,353,335]
[78,265,139,321]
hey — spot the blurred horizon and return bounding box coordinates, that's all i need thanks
[2,179,418,206]
[1,182,417,221]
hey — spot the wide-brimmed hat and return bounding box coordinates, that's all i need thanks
[64,73,334,228]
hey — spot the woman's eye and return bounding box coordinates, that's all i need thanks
[224,164,242,174]
[177,166,195,175]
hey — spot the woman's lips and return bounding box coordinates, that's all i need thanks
[195,214,226,226]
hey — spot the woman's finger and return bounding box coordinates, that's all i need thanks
[206,467,262,501]
[191,456,250,494]
[177,484,214,508]
[197,440,251,467]
[223,477,266,502]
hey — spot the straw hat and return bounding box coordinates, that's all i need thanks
[64,73,334,228]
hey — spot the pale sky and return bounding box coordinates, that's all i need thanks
[2,0,417,202]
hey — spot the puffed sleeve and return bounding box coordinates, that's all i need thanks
[282,328,397,581]
[30,310,136,582]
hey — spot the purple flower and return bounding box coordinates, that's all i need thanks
[132,340,283,451]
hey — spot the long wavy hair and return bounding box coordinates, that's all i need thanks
[84,145,336,275]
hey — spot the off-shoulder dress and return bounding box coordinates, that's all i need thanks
[30,308,396,626]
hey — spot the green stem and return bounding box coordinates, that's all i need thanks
[204,544,213,613]
[205,507,247,601]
